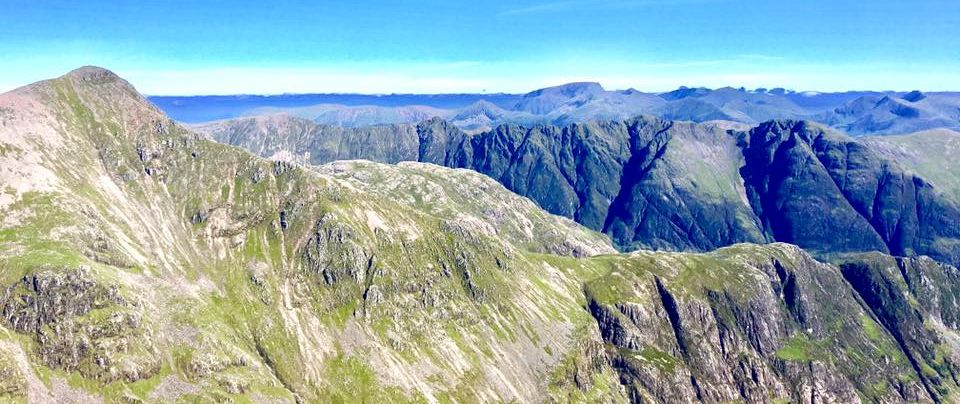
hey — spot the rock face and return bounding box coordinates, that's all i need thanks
[205,115,960,266]
[837,253,960,402]
[206,115,768,253]
[739,121,960,264]
[1,267,158,382]
[416,117,766,253]
[587,244,960,403]
[5,67,960,402]
[739,121,888,253]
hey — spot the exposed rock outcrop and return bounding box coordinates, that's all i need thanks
[587,244,959,403]
[1,267,159,382]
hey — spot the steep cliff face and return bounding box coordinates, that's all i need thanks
[420,119,633,230]
[837,253,960,402]
[738,121,891,253]
[586,244,960,403]
[598,119,764,252]
[418,117,767,253]
[740,121,960,264]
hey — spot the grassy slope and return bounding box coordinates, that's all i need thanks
[864,129,960,203]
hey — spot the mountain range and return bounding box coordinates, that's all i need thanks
[157,83,960,136]
[3,67,960,403]
[199,114,960,267]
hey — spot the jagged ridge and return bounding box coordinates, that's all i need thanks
[203,115,960,266]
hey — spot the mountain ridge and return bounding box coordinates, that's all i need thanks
[0,66,627,402]
[153,84,960,136]
[5,66,960,403]
[203,113,960,266]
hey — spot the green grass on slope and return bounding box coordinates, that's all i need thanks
[864,130,960,203]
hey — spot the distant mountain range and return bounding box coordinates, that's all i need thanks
[156,83,960,136]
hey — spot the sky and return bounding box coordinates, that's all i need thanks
[1,0,958,95]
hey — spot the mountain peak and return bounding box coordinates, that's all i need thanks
[902,90,927,102]
[464,99,499,109]
[552,81,604,96]
[6,66,168,142]
[751,119,831,137]
[523,82,604,98]
[559,81,603,90]
[660,86,711,101]
[63,66,122,84]
[511,82,606,114]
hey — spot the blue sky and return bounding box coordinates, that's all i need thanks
[1,0,958,94]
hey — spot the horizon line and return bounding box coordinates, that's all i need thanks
[141,87,950,98]
[5,64,959,97]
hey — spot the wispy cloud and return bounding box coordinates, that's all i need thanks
[500,0,589,15]
[500,0,713,16]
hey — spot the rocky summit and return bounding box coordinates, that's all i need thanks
[3,67,960,403]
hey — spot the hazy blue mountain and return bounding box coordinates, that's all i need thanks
[156,85,960,136]
[818,92,960,135]
[782,90,884,110]
[195,114,421,163]
[511,82,607,114]
[654,87,810,123]
[447,100,542,132]
[150,92,524,123]
[247,103,449,127]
